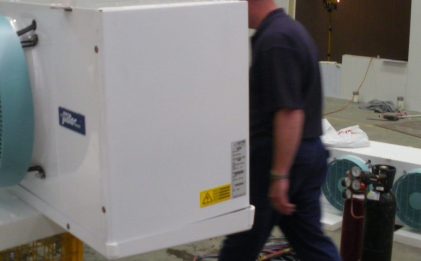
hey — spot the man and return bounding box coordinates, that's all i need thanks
[219,1,341,260]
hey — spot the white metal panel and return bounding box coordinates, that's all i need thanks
[329,140,421,167]
[340,55,408,105]
[105,206,255,258]
[0,1,253,259]
[100,1,249,242]
[0,0,222,8]
[323,141,421,246]
[275,0,295,18]
[275,0,289,12]
[320,61,342,99]
[0,188,63,251]
[395,227,421,249]
[407,0,421,112]
[0,0,108,247]
[321,209,342,231]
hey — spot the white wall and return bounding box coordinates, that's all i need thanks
[407,0,421,112]
[321,55,408,106]
[320,61,342,99]
[340,55,408,104]
[323,0,421,112]
[273,0,296,18]
[275,0,289,15]
[329,0,421,112]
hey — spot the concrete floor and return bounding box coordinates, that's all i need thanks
[324,97,421,148]
[85,237,223,261]
[85,98,421,260]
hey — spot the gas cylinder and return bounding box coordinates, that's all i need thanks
[340,166,366,261]
[340,197,364,261]
[361,165,396,261]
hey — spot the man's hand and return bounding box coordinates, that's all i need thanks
[269,179,296,215]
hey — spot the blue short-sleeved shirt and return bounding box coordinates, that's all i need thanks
[250,9,323,139]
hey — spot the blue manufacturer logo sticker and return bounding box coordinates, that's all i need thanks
[58,107,86,135]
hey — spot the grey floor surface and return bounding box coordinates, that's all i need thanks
[85,98,421,260]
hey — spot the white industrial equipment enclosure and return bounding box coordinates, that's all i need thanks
[0,1,254,259]
[322,141,421,248]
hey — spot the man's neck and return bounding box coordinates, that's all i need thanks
[249,1,278,29]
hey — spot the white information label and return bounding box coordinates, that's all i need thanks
[231,140,247,198]
[367,191,381,201]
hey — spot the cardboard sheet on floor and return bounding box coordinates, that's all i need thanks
[376,120,421,139]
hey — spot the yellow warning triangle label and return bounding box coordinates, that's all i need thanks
[202,192,213,206]
[200,184,232,208]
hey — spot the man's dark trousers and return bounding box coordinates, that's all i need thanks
[219,137,341,261]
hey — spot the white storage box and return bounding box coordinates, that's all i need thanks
[0,0,253,259]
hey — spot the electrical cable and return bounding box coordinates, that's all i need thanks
[193,237,296,261]
[259,248,292,261]
[324,57,375,116]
